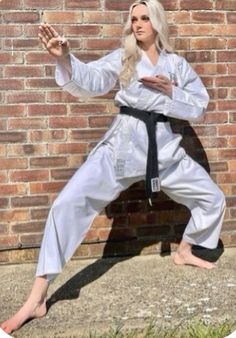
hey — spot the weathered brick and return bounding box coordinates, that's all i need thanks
[88,116,114,128]
[180,0,213,9]
[64,25,101,37]
[30,157,67,168]
[1,158,27,170]
[30,182,65,194]
[84,39,121,50]
[11,196,49,208]
[0,52,23,64]
[7,91,45,104]
[0,105,25,117]
[49,117,88,128]
[84,12,122,24]
[71,129,106,141]
[227,13,236,23]
[0,132,26,143]
[30,130,65,142]
[192,12,225,23]
[48,143,87,155]
[10,170,49,182]
[0,0,21,9]
[5,66,44,78]
[191,38,226,50]
[42,11,82,23]
[217,51,236,62]
[179,25,214,36]
[65,0,100,9]
[11,221,45,233]
[0,79,24,90]
[51,168,76,180]
[28,104,67,116]
[3,12,40,23]
[8,118,47,130]
[216,0,236,10]
[24,0,62,9]
[0,25,22,37]
[0,184,26,195]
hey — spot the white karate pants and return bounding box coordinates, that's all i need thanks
[36,145,225,281]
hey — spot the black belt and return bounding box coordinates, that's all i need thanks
[119,106,168,205]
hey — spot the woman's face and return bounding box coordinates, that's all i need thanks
[131,4,157,47]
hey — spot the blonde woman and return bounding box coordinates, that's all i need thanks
[1,0,225,334]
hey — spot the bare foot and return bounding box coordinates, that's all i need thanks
[0,298,47,334]
[173,251,216,269]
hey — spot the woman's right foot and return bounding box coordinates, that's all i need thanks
[0,297,47,334]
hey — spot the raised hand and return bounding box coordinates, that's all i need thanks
[38,23,70,59]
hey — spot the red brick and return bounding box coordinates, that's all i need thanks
[70,104,108,115]
[31,208,49,220]
[1,158,27,169]
[8,118,47,130]
[89,116,114,128]
[0,25,22,37]
[71,129,106,141]
[217,51,236,62]
[0,52,23,64]
[180,0,213,9]
[214,25,236,36]
[25,52,56,64]
[228,39,236,49]
[0,0,21,9]
[10,170,49,182]
[216,76,236,87]
[0,210,29,222]
[0,184,26,195]
[0,105,25,117]
[216,0,236,10]
[179,25,213,36]
[0,198,9,208]
[26,78,57,89]
[30,130,65,142]
[42,11,82,23]
[204,112,228,124]
[30,182,65,194]
[30,157,67,168]
[192,12,225,23]
[4,39,40,50]
[105,0,135,10]
[0,132,26,143]
[218,101,236,110]
[0,79,24,90]
[191,38,226,50]
[84,12,122,24]
[8,144,47,157]
[84,39,121,50]
[51,168,76,180]
[24,0,62,9]
[49,117,88,128]
[28,104,67,116]
[7,91,45,103]
[64,25,101,36]
[175,12,190,24]
[48,143,87,155]
[184,51,214,63]
[65,0,100,9]
[11,196,49,208]
[20,234,43,246]
[11,221,45,233]
[227,13,236,23]
[3,12,40,23]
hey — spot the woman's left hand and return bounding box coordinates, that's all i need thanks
[139,75,174,98]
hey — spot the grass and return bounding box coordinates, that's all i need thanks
[84,320,235,338]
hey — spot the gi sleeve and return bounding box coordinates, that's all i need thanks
[164,55,209,122]
[55,48,122,98]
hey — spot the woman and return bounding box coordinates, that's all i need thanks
[1,0,225,334]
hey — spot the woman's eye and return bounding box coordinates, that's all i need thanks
[142,16,149,21]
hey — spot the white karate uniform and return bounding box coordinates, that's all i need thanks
[36,49,225,281]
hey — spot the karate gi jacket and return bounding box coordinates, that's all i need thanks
[55,48,209,179]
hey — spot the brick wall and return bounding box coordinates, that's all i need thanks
[0,0,235,264]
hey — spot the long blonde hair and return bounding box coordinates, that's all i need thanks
[119,0,173,87]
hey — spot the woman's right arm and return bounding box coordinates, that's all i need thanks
[38,23,122,98]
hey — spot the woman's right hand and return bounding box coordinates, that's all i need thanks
[38,23,70,59]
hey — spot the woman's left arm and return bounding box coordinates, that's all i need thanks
[141,55,209,122]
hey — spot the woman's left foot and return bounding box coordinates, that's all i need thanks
[172,250,216,269]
